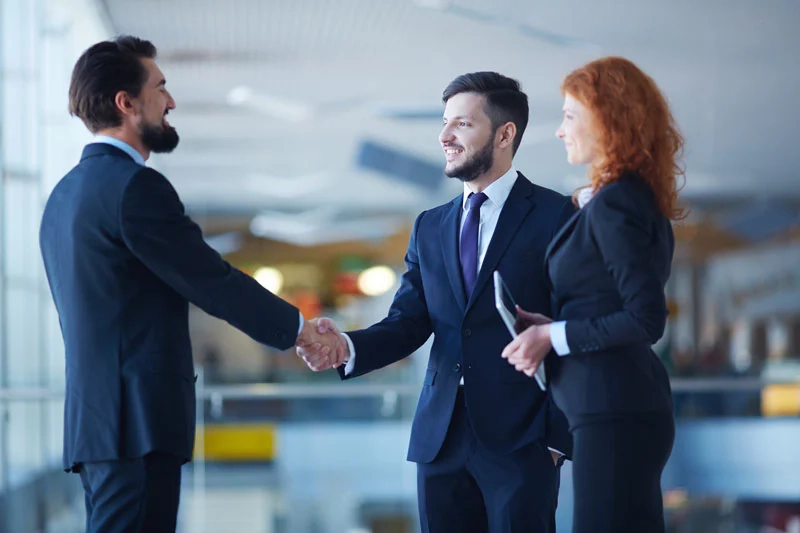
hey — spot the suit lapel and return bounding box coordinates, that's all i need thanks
[466,174,536,312]
[440,196,467,311]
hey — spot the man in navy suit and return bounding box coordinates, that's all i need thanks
[298,72,575,533]
[40,36,329,532]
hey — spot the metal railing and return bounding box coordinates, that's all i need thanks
[0,376,796,402]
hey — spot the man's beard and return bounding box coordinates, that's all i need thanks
[445,135,494,183]
[140,118,179,153]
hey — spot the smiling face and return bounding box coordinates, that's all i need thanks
[133,58,179,153]
[439,92,498,183]
[555,92,600,166]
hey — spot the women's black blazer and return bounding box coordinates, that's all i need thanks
[544,173,674,426]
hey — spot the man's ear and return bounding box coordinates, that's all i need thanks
[497,121,517,150]
[114,91,138,118]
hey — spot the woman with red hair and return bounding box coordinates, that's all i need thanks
[502,56,684,532]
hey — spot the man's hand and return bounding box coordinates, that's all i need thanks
[296,318,350,372]
[514,305,553,334]
[502,323,552,377]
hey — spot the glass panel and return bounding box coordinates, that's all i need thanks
[0,0,36,73]
[45,399,63,468]
[43,301,65,388]
[0,78,39,172]
[6,402,44,486]
[6,286,40,387]
[3,179,40,280]
[0,404,5,491]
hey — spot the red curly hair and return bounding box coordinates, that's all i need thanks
[561,57,686,220]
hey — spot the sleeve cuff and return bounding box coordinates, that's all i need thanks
[550,321,570,356]
[342,333,356,376]
[297,311,305,336]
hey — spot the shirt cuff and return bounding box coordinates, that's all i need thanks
[549,321,570,356]
[341,333,356,376]
[297,311,305,336]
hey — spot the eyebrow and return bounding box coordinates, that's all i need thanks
[155,78,166,87]
[443,114,474,121]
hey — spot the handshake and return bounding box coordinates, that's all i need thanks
[295,318,351,372]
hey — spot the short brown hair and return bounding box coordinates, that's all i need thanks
[69,35,157,133]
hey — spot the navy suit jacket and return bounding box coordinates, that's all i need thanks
[545,174,674,427]
[340,174,575,463]
[40,143,300,470]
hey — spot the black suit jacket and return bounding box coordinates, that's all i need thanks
[339,174,575,463]
[40,143,300,470]
[545,173,674,427]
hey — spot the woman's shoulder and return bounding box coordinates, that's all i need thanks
[586,172,660,225]
[592,172,656,208]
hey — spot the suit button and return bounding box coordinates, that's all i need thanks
[453,363,462,373]
[463,328,472,337]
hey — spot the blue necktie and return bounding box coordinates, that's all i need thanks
[460,192,488,297]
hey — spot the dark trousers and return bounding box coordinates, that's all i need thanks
[78,452,183,533]
[417,388,560,533]
[571,414,675,533]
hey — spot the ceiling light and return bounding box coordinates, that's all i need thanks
[227,85,253,105]
[254,267,284,294]
[412,0,451,9]
[357,266,396,297]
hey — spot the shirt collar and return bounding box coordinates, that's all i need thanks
[577,186,595,208]
[461,166,518,212]
[94,135,146,166]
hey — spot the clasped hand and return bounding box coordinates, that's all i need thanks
[295,318,350,372]
[501,306,554,378]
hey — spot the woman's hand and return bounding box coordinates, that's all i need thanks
[502,323,552,377]
[514,305,553,334]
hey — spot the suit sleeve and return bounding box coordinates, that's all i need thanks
[338,212,433,379]
[564,185,668,354]
[120,167,300,350]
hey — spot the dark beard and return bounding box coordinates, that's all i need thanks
[140,120,180,153]
[445,135,494,183]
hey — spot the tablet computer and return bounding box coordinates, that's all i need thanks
[493,270,546,391]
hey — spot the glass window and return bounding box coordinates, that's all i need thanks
[5,286,40,387]
[6,402,44,485]
[3,179,40,281]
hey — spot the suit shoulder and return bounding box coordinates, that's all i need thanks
[589,174,658,223]
[596,173,654,203]
[430,193,461,212]
[531,182,570,202]
[421,196,459,219]
[123,166,176,194]
[524,180,571,209]
[526,183,574,223]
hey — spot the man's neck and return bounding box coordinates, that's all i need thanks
[96,127,150,162]
[465,161,513,194]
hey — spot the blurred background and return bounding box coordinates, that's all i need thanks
[1,0,800,531]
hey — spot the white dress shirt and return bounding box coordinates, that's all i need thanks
[549,186,594,356]
[94,135,147,166]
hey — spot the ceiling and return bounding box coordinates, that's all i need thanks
[99,0,800,245]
